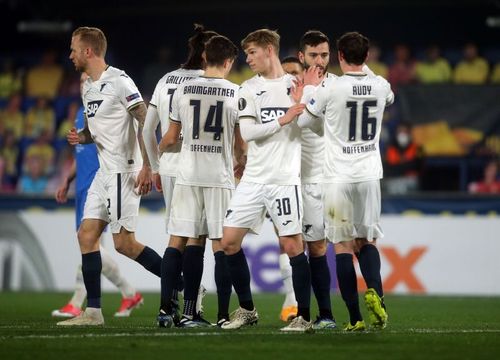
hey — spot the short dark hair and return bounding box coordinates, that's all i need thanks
[182,24,219,70]
[337,31,370,65]
[299,30,330,52]
[281,56,304,68]
[205,35,238,66]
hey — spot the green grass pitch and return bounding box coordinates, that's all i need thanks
[1,292,499,360]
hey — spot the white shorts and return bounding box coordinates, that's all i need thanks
[323,180,383,243]
[83,170,140,234]
[224,182,302,237]
[160,175,176,233]
[302,183,325,242]
[168,184,232,239]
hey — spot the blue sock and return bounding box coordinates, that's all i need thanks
[82,251,102,309]
[309,255,333,319]
[135,246,162,277]
[290,252,311,321]
[358,244,384,297]
[226,249,253,310]
[214,250,232,320]
[182,245,204,317]
[160,247,182,312]
[336,253,362,325]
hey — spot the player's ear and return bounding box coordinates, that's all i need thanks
[298,51,305,63]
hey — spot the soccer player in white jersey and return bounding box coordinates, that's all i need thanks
[58,27,164,326]
[157,35,244,328]
[220,29,313,333]
[295,30,337,330]
[297,31,394,331]
[142,25,223,327]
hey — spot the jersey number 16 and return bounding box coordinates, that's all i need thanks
[346,100,378,141]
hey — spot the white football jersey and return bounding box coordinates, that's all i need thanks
[301,72,337,184]
[239,74,301,185]
[170,77,239,189]
[149,68,204,176]
[82,66,144,174]
[306,72,394,183]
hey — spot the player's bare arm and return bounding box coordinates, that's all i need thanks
[67,115,93,145]
[233,125,247,179]
[55,160,76,203]
[158,121,182,153]
[129,102,153,195]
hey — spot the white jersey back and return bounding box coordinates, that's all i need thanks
[239,74,301,185]
[149,68,204,176]
[307,72,394,183]
[82,66,143,174]
[301,72,337,184]
[170,77,239,189]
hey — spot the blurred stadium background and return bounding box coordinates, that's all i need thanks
[0,1,499,357]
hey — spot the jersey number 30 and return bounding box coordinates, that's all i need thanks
[346,100,378,141]
[190,100,224,141]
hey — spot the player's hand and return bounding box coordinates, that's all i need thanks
[291,78,304,104]
[135,166,153,195]
[303,65,323,87]
[278,104,306,126]
[55,179,69,203]
[153,173,162,193]
[67,127,80,145]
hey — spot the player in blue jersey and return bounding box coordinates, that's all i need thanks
[53,73,143,319]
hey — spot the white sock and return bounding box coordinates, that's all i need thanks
[69,265,87,308]
[100,246,136,298]
[279,253,297,308]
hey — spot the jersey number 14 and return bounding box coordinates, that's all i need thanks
[190,99,224,141]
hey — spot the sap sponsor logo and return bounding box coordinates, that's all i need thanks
[238,98,247,111]
[86,100,103,118]
[260,107,288,123]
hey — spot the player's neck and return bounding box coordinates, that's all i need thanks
[86,59,108,82]
[341,63,364,74]
[260,59,286,79]
[204,66,225,79]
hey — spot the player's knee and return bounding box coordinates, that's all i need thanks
[221,238,239,255]
[282,240,303,257]
[307,240,327,257]
[77,228,97,249]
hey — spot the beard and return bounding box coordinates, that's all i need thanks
[303,62,327,76]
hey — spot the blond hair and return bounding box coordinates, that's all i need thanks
[241,29,280,55]
[72,27,107,57]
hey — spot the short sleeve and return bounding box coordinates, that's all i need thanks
[238,86,257,120]
[305,81,329,117]
[116,72,143,110]
[169,85,181,122]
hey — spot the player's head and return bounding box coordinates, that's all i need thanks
[205,35,238,76]
[337,31,369,69]
[281,56,304,80]
[182,24,219,70]
[298,30,330,76]
[70,27,107,72]
[241,29,280,74]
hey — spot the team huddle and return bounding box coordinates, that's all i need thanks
[57,24,393,333]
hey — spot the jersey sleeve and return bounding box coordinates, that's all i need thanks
[382,77,395,106]
[238,86,257,120]
[149,79,162,108]
[305,81,329,117]
[116,73,144,110]
[169,85,181,123]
